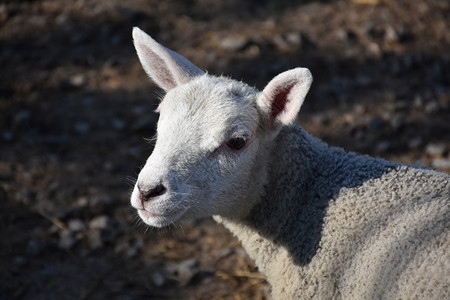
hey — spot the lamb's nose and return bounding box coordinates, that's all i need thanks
[138,184,167,202]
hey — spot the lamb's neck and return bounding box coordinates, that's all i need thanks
[215,125,394,276]
[216,126,328,265]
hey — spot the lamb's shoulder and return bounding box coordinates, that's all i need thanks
[264,128,450,298]
[315,164,450,299]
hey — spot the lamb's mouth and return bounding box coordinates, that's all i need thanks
[137,206,188,226]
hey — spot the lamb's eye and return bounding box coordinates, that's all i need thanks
[226,137,247,150]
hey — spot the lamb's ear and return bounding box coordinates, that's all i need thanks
[132,27,204,91]
[257,68,312,130]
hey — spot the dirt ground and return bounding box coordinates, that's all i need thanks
[1,0,449,299]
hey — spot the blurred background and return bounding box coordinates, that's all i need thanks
[0,0,449,299]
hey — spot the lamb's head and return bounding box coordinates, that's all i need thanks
[130,27,312,227]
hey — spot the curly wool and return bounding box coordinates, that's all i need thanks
[216,126,450,299]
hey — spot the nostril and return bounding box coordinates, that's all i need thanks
[139,184,167,202]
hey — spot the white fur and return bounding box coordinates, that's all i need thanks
[130,27,450,299]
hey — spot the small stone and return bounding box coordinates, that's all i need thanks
[273,33,300,52]
[125,244,139,258]
[425,101,440,114]
[151,271,166,287]
[90,194,112,207]
[69,74,87,87]
[55,13,70,26]
[74,121,91,134]
[59,231,77,249]
[112,119,125,130]
[68,219,86,232]
[220,35,248,52]
[367,42,381,57]
[75,197,88,208]
[27,239,45,255]
[103,161,114,171]
[87,228,103,249]
[389,114,405,130]
[42,265,61,277]
[14,110,31,126]
[89,215,111,229]
[165,258,199,286]
[217,248,234,260]
[408,137,422,149]
[356,75,372,87]
[413,95,423,108]
[432,158,450,170]
[81,96,96,105]
[384,26,397,42]
[425,143,447,157]
[376,141,391,153]
[286,32,301,46]
[368,117,384,130]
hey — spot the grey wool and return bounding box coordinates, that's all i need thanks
[130,27,450,299]
[216,127,450,299]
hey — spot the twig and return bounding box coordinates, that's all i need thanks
[36,210,66,229]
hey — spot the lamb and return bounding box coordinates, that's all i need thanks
[129,27,450,299]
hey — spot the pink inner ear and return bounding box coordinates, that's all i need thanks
[271,84,294,120]
[141,45,177,89]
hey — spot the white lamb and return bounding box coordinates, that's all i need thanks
[130,27,450,299]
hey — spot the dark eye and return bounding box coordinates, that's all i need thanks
[226,137,247,150]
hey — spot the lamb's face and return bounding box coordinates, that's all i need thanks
[131,76,266,227]
[130,27,312,227]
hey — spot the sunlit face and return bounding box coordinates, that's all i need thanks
[130,76,265,227]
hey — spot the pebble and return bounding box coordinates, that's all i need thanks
[273,32,301,51]
[58,230,77,249]
[408,137,422,149]
[424,101,440,114]
[89,194,112,208]
[217,248,234,260]
[389,114,405,130]
[151,271,166,287]
[27,239,45,255]
[89,215,111,230]
[74,121,91,134]
[42,265,61,277]
[69,74,87,88]
[432,158,450,170]
[425,143,447,157]
[112,118,125,130]
[115,238,142,258]
[14,110,31,127]
[87,228,103,249]
[220,35,248,52]
[165,258,199,286]
[384,26,397,43]
[75,196,89,208]
[368,117,384,130]
[68,219,86,232]
[376,141,391,153]
[367,42,381,58]
[413,95,423,108]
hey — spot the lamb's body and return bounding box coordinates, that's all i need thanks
[216,126,450,299]
[130,27,450,299]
